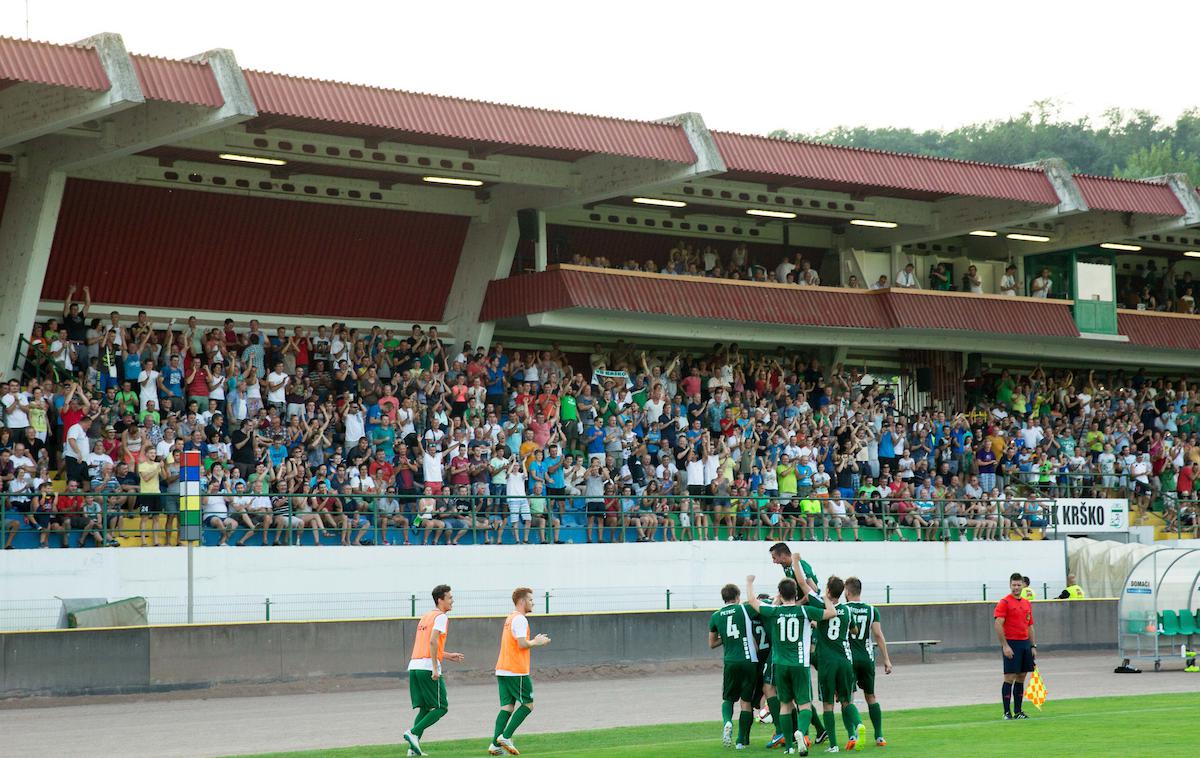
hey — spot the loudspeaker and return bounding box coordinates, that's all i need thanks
[517,209,540,243]
[915,367,934,393]
[966,352,983,378]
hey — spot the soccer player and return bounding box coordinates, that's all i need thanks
[489,587,552,756]
[813,576,864,752]
[843,577,893,747]
[404,584,465,756]
[769,542,829,746]
[770,542,821,597]
[747,575,836,756]
[709,583,762,749]
[994,572,1036,719]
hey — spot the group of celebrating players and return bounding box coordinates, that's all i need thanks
[394,541,890,756]
[710,543,893,754]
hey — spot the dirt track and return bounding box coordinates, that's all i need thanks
[0,652,1193,757]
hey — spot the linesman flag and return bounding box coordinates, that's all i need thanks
[1026,667,1048,710]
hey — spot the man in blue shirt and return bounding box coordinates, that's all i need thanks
[585,418,606,463]
[161,354,185,413]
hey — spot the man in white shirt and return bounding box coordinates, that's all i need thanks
[869,275,889,290]
[266,362,290,410]
[343,401,366,449]
[64,416,93,488]
[775,257,795,284]
[963,265,983,294]
[1030,268,1052,298]
[137,359,161,413]
[2,379,30,437]
[895,263,918,289]
[999,264,1018,296]
[419,439,460,495]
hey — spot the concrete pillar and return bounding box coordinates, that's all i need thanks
[0,161,67,379]
[442,211,521,352]
[533,209,548,271]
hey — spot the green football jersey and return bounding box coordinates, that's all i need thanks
[844,601,881,662]
[815,603,853,663]
[783,559,819,595]
[710,603,761,664]
[753,602,824,667]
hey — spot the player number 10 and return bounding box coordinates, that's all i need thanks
[776,616,802,642]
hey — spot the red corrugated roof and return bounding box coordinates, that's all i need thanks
[712,132,1061,205]
[0,36,108,90]
[481,267,1080,340]
[130,55,223,108]
[1117,310,1200,350]
[1073,175,1184,216]
[241,70,696,163]
[884,290,1079,337]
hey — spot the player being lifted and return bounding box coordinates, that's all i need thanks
[710,583,765,749]
[747,575,836,756]
[813,576,864,752]
[488,586,552,756]
[404,584,465,757]
[843,577,893,747]
[769,542,829,746]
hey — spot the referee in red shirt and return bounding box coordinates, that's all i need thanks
[994,571,1036,719]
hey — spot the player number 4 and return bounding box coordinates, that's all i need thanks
[726,616,741,639]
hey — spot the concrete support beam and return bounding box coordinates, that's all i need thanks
[442,207,522,351]
[0,161,67,379]
[533,210,548,271]
[0,33,142,150]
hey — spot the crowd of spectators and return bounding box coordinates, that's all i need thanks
[3,286,1199,549]
[1118,259,1199,314]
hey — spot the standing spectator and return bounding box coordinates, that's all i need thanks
[1000,264,1019,296]
[1030,268,1053,298]
[962,265,983,294]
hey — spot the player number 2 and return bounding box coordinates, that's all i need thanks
[726,616,741,639]
[826,617,841,640]
[776,616,801,642]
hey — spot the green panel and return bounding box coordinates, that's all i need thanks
[1073,300,1117,335]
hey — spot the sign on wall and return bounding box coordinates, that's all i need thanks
[1051,498,1129,533]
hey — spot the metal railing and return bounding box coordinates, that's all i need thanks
[1,491,1085,549]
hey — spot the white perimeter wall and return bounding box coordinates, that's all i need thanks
[0,541,1066,628]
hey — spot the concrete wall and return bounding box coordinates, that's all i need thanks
[0,541,1068,628]
[0,600,1115,698]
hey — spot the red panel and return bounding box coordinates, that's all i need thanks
[713,132,1060,205]
[243,71,695,163]
[483,268,1081,341]
[544,224,821,272]
[1074,175,1184,216]
[44,179,468,322]
[1118,311,1200,350]
[885,292,1078,337]
[0,36,108,90]
[131,55,223,107]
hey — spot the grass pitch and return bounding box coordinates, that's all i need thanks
[237,692,1198,757]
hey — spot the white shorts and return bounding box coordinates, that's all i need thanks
[508,498,531,523]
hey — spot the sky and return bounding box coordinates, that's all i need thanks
[3,0,1197,137]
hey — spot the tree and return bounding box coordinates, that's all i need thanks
[775,102,1200,186]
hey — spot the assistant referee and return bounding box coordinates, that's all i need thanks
[994,571,1036,720]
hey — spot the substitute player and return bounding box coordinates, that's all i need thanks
[747,575,836,755]
[709,583,761,749]
[769,542,829,746]
[994,572,1036,719]
[488,587,551,756]
[843,577,892,747]
[404,584,465,756]
[813,577,863,752]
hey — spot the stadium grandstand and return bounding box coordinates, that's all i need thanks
[2,31,1200,556]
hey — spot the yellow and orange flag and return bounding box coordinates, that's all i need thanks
[1026,667,1048,710]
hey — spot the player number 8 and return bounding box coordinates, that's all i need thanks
[826,617,841,640]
